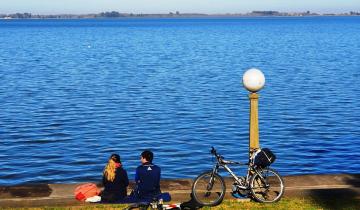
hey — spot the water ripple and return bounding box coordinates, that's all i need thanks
[0,17,359,185]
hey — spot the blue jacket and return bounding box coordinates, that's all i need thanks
[134,162,161,198]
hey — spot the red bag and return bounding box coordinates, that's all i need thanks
[74,183,100,201]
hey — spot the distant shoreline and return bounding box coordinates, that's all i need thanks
[1,10,359,19]
[1,15,360,20]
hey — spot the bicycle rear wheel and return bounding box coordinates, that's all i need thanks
[191,171,226,206]
[250,168,284,203]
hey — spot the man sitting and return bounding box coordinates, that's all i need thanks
[120,150,171,207]
[133,150,161,200]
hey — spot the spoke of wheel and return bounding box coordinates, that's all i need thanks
[253,170,282,202]
[194,174,223,205]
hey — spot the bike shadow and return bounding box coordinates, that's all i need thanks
[180,193,204,210]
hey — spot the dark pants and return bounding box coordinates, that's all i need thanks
[117,192,171,204]
[101,190,126,203]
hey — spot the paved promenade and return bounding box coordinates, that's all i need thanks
[0,174,359,208]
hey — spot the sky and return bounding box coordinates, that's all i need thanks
[1,0,360,14]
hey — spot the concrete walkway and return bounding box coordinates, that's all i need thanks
[0,174,359,208]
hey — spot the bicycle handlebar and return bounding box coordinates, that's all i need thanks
[211,146,216,155]
[211,146,223,160]
[211,146,219,157]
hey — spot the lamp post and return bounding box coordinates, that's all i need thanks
[242,68,265,157]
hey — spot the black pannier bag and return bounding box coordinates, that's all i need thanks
[252,148,276,167]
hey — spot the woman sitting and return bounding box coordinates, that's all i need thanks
[101,154,129,203]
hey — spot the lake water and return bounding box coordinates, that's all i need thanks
[0,17,359,185]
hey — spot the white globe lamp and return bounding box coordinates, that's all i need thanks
[242,68,265,92]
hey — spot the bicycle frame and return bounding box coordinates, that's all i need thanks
[210,149,269,190]
[210,159,247,189]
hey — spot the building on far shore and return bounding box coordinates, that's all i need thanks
[247,10,320,16]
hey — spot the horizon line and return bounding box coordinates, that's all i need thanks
[1,9,360,16]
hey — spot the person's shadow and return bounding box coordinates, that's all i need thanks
[307,174,360,210]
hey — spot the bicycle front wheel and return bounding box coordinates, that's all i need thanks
[191,171,226,206]
[250,168,284,203]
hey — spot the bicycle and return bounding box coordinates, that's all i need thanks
[191,146,284,206]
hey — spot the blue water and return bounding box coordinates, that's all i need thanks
[0,17,359,186]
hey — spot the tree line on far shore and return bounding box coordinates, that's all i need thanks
[1,10,360,19]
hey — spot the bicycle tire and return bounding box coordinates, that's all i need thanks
[191,171,226,206]
[250,168,284,203]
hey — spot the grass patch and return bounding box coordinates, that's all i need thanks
[4,198,359,210]
[202,198,358,210]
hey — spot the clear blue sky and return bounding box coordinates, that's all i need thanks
[1,0,360,14]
